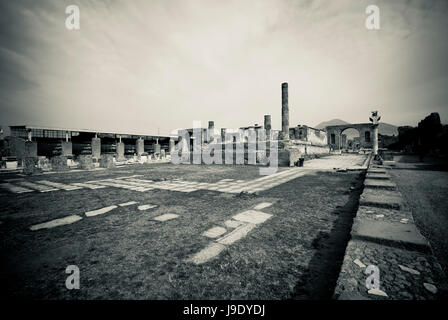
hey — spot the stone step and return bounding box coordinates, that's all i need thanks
[367,168,387,174]
[364,179,397,191]
[359,193,402,210]
[366,173,390,180]
[351,220,431,253]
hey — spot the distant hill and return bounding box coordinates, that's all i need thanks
[315,119,349,129]
[315,119,398,137]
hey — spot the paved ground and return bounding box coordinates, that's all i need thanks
[0,154,367,299]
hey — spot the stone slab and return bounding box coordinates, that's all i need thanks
[216,223,256,245]
[366,172,390,179]
[153,213,179,221]
[203,226,227,238]
[30,215,82,231]
[85,205,117,217]
[253,202,273,210]
[351,220,430,253]
[364,179,397,190]
[224,219,245,229]
[367,168,387,174]
[118,201,138,207]
[359,193,402,210]
[186,243,226,264]
[232,210,272,224]
[138,204,157,211]
[0,182,34,194]
[356,206,413,223]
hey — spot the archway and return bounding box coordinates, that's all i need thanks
[340,128,360,153]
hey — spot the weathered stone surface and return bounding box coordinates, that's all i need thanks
[85,205,117,217]
[351,220,430,253]
[359,192,402,210]
[423,283,438,294]
[232,210,272,224]
[30,215,82,231]
[216,223,256,245]
[186,243,226,264]
[118,201,138,207]
[138,204,157,211]
[367,168,387,174]
[253,202,273,210]
[153,213,179,221]
[364,179,397,190]
[368,288,388,297]
[224,219,244,229]
[398,265,420,275]
[203,226,227,238]
[366,173,390,180]
[353,259,366,268]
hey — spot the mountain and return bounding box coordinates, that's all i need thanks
[377,123,398,136]
[314,119,398,136]
[314,119,350,129]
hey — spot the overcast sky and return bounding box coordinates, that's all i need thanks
[0,0,447,136]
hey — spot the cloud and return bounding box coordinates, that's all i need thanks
[0,0,447,135]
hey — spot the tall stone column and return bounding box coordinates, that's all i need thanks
[373,124,379,156]
[264,115,271,140]
[281,82,289,140]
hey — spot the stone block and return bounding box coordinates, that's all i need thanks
[79,154,94,170]
[61,141,72,156]
[91,137,101,158]
[99,154,115,168]
[364,179,397,190]
[50,155,68,171]
[116,142,125,161]
[351,220,430,253]
[23,157,39,175]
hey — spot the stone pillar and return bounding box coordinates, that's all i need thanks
[264,115,271,140]
[169,139,175,153]
[116,142,125,160]
[373,125,379,156]
[136,137,144,156]
[281,82,289,140]
[61,141,73,156]
[154,143,161,154]
[25,141,37,157]
[91,137,101,159]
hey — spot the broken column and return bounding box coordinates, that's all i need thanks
[91,135,101,159]
[61,131,72,156]
[169,139,175,154]
[136,137,144,156]
[264,115,271,140]
[281,82,289,140]
[116,136,125,161]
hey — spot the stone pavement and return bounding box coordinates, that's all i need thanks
[334,164,447,300]
[0,154,368,195]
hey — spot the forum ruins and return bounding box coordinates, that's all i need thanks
[1,82,380,173]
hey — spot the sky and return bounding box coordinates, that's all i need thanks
[0,0,447,136]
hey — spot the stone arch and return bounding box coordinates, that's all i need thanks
[325,123,375,152]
